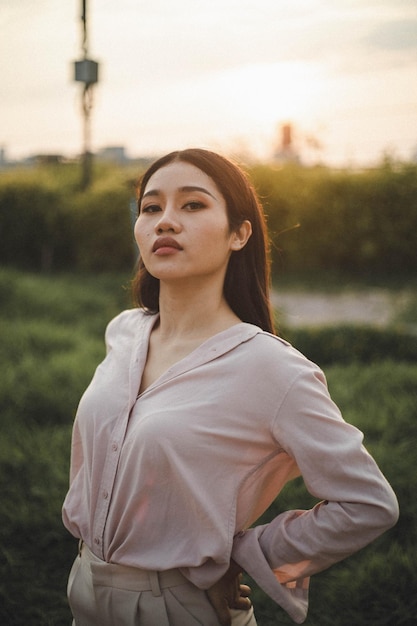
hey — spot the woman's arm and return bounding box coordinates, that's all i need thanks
[232,365,399,623]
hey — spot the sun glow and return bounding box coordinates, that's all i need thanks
[107,60,325,161]
[214,61,323,124]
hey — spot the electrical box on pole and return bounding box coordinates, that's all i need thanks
[74,59,99,85]
[73,0,99,190]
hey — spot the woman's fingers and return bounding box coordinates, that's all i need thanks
[231,582,252,610]
[239,583,252,598]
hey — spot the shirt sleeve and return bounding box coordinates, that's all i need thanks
[232,364,399,624]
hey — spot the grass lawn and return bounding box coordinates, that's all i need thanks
[0,269,416,625]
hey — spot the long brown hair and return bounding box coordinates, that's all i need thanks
[131,148,275,333]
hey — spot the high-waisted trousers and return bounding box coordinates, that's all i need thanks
[67,543,257,626]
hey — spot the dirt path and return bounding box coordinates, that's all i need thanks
[272,288,411,328]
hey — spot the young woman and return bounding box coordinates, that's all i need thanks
[62,148,398,626]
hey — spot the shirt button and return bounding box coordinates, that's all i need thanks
[111,443,118,452]
[103,490,109,499]
[94,537,100,545]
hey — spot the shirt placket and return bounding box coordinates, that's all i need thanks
[91,319,148,559]
[91,409,129,558]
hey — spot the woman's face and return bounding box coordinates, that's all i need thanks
[135,161,250,287]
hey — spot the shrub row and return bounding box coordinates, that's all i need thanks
[285,324,417,366]
[0,165,136,272]
[253,160,417,275]
[1,159,417,275]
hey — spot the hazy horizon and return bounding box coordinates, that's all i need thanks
[1,0,417,167]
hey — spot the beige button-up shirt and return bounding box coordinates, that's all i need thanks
[62,309,398,623]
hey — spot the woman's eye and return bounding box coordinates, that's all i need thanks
[183,201,205,211]
[141,204,161,214]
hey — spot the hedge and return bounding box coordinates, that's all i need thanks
[1,159,417,277]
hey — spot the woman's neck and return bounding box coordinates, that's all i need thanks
[157,281,240,342]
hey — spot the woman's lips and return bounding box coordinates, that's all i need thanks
[152,237,183,254]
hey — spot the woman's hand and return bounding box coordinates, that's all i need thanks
[206,560,252,626]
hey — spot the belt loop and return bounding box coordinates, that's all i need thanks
[149,570,162,597]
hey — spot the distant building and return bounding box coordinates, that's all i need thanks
[31,154,65,165]
[0,149,66,169]
[273,123,300,164]
[96,146,128,164]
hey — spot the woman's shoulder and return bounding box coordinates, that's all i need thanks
[110,306,148,323]
[245,326,300,357]
[244,326,322,378]
[105,308,156,341]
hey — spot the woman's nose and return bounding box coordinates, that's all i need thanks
[155,205,181,233]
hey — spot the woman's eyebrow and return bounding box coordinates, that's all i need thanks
[142,186,217,200]
[179,186,217,199]
[141,189,160,200]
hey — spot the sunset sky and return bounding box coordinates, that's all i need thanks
[1,0,417,166]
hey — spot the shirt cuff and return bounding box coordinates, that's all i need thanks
[231,526,310,625]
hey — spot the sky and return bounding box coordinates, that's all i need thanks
[1,0,417,167]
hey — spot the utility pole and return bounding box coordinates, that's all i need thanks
[74,0,99,190]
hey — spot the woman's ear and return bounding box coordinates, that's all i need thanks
[230,220,252,251]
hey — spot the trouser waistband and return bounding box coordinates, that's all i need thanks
[81,543,188,596]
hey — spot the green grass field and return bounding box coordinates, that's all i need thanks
[0,269,416,625]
